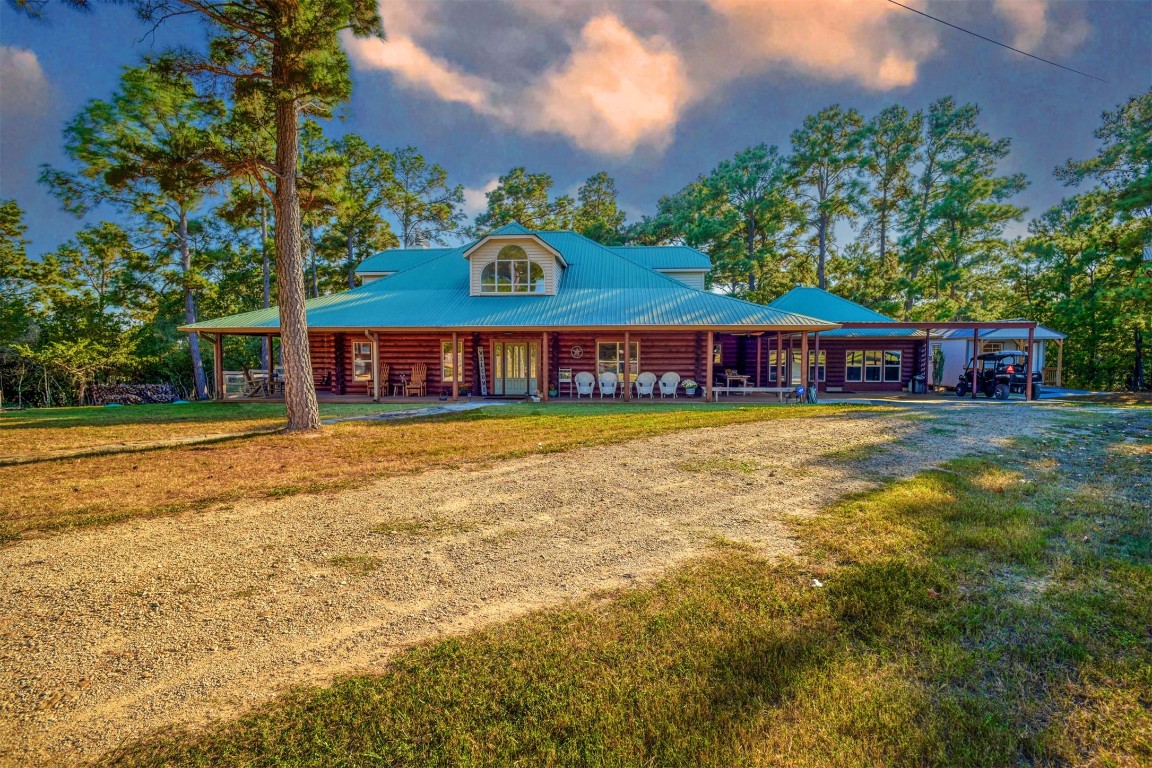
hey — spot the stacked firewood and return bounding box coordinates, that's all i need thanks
[91,384,179,405]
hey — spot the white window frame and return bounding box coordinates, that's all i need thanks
[808,349,826,382]
[864,351,883,382]
[478,245,546,294]
[596,341,640,378]
[883,350,902,382]
[352,341,373,381]
[846,350,863,383]
[441,339,464,383]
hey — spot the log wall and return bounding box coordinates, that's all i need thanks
[820,338,922,392]
[306,331,921,397]
[307,333,337,391]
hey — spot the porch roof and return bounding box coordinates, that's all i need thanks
[768,286,921,338]
[184,230,837,334]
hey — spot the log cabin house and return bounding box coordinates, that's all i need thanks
[183,223,1051,401]
[184,223,839,401]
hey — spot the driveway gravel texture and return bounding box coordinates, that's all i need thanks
[0,405,1063,765]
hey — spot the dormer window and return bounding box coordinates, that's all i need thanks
[479,245,547,293]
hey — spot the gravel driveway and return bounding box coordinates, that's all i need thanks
[0,405,1060,765]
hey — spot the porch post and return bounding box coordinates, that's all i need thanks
[924,331,931,388]
[212,333,224,401]
[1056,339,1064,387]
[813,332,820,392]
[623,330,631,400]
[800,332,809,391]
[1025,324,1035,401]
[971,328,979,399]
[265,334,274,390]
[776,331,783,387]
[705,330,714,401]
[452,331,460,402]
[787,335,794,386]
[367,331,379,402]
[755,334,762,388]
[540,331,548,401]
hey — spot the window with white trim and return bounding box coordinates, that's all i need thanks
[808,349,826,382]
[846,350,863,382]
[883,351,902,382]
[352,342,373,381]
[441,340,464,383]
[597,341,640,377]
[479,245,546,293]
[767,350,782,382]
[846,349,902,383]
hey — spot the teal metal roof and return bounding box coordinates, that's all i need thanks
[610,245,711,271]
[768,286,921,338]
[187,230,837,333]
[355,247,456,274]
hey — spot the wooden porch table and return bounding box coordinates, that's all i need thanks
[711,385,792,402]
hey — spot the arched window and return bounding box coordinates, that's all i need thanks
[479,245,546,293]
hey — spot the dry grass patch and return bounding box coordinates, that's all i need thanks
[677,456,762,474]
[327,555,383,575]
[0,403,871,541]
[370,516,475,538]
[0,402,414,459]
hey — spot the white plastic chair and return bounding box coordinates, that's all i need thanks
[659,371,681,398]
[574,371,596,398]
[635,371,657,398]
[598,370,618,398]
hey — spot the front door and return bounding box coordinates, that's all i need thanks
[493,342,538,396]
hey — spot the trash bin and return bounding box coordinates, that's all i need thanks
[911,375,927,394]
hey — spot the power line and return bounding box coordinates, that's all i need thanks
[885,0,1111,84]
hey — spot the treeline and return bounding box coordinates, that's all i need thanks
[1,71,1148,406]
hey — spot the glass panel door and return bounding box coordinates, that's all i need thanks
[494,342,537,396]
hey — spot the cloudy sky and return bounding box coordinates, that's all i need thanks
[1,0,1149,255]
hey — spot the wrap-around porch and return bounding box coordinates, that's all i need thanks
[197,328,837,404]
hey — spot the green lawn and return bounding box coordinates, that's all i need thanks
[96,408,1151,767]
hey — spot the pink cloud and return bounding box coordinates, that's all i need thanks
[525,15,691,155]
[704,0,936,90]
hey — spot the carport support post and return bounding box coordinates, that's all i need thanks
[971,329,979,400]
[1025,324,1035,401]
[212,333,223,401]
[705,330,714,401]
[452,331,460,402]
[623,330,630,401]
[1056,339,1063,387]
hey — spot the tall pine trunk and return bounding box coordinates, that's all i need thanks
[273,95,320,431]
[347,230,356,290]
[181,208,209,400]
[746,214,757,294]
[261,198,271,371]
[1135,328,1145,392]
[817,212,828,289]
